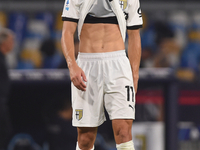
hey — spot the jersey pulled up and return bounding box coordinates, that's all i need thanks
[88,0,115,17]
[62,0,143,41]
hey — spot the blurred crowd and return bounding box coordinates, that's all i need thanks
[140,11,200,80]
[0,10,200,80]
[0,11,70,70]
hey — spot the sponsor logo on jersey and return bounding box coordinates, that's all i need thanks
[119,0,127,10]
[75,109,83,121]
[66,0,69,11]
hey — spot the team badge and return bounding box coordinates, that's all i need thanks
[119,0,127,10]
[66,0,69,11]
[75,109,83,121]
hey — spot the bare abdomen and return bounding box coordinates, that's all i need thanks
[79,23,125,53]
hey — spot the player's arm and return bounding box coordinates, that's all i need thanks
[127,29,141,93]
[61,21,87,91]
[126,0,143,93]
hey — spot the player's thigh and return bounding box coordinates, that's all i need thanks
[112,119,133,144]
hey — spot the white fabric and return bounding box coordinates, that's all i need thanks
[109,0,126,42]
[88,0,116,17]
[76,142,81,150]
[116,140,135,150]
[76,142,94,150]
[125,0,142,27]
[72,50,135,127]
[61,0,143,42]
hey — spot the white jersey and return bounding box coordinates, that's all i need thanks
[62,0,143,41]
[88,0,116,17]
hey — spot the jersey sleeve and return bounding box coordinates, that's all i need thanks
[62,0,79,23]
[126,0,143,30]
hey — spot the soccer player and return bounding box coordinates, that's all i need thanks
[61,0,143,149]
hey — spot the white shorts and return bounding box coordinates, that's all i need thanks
[72,50,136,127]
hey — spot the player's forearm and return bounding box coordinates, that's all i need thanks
[61,22,77,69]
[128,44,141,80]
[127,29,141,91]
[61,33,76,69]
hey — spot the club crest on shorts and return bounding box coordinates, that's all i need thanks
[119,0,127,10]
[75,109,83,121]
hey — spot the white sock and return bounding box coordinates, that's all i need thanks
[76,142,81,150]
[116,140,135,150]
[76,142,94,150]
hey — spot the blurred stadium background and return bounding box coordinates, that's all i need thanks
[0,0,200,150]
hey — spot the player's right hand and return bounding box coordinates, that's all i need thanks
[69,64,87,91]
